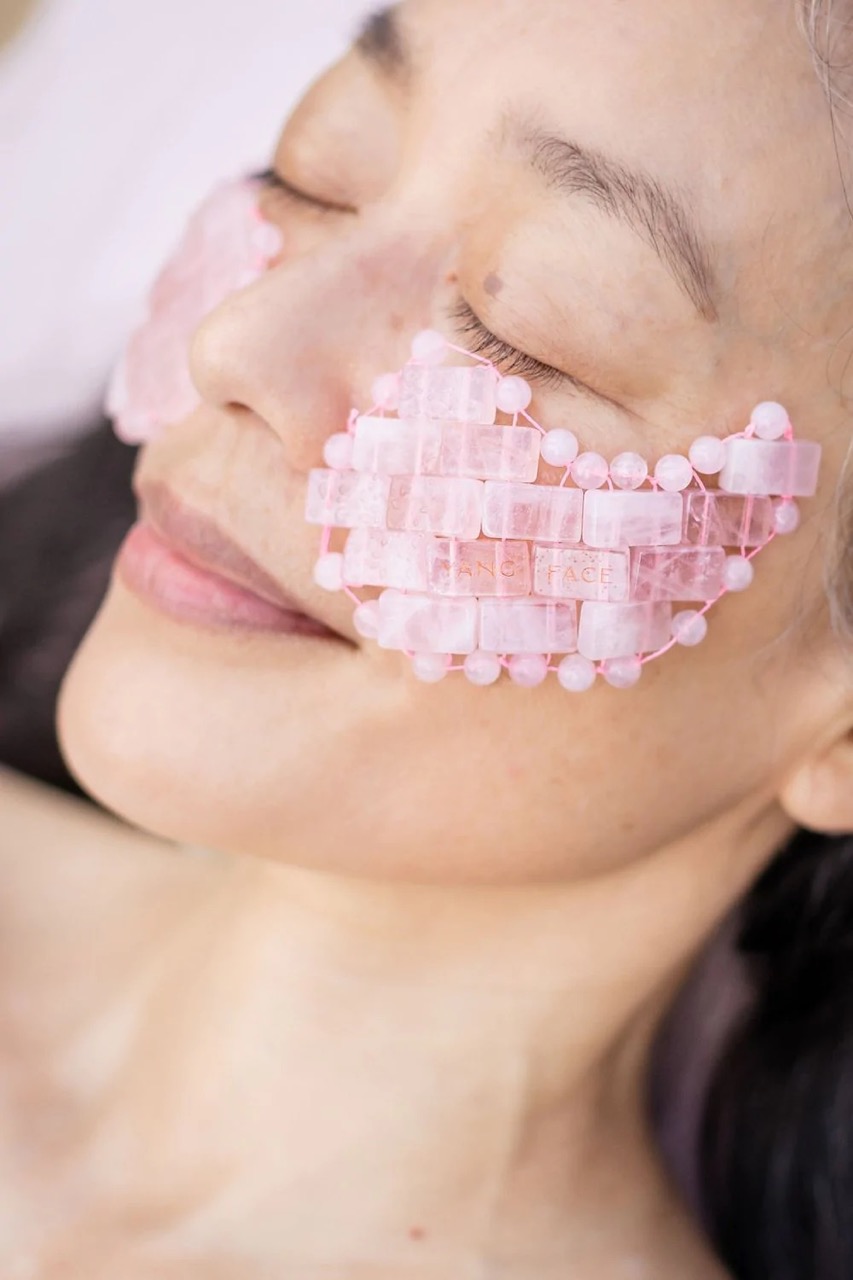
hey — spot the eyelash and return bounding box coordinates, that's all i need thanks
[447,298,576,393]
[255,169,598,400]
[255,166,355,215]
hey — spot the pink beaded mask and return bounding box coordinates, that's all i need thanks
[306,329,823,691]
[106,177,283,444]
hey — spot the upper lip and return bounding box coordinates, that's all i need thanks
[134,478,343,635]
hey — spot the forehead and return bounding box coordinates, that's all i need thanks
[393,0,847,283]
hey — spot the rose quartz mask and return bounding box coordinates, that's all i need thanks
[305,330,823,691]
[105,176,283,443]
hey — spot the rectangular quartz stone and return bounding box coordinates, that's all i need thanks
[377,592,478,654]
[351,416,443,476]
[482,481,583,542]
[398,364,498,424]
[631,546,726,602]
[582,491,684,548]
[533,546,631,602]
[342,528,430,591]
[479,599,578,655]
[386,476,484,538]
[682,492,774,547]
[305,469,391,529]
[719,438,822,497]
[438,425,541,482]
[426,539,531,597]
[577,601,673,660]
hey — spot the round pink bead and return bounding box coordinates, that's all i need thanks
[654,454,694,492]
[557,654,597,692]
[323,432,355,470]
[601,656,643,689]
[353,601,380,639]
[609,452,649,490]
[496,376,533,414]
[541,429,580,468]
[250,219,284,259]
[671,610,708,647]
[411,653,451,684]
[773,500,801,535]
[313,552,344,592]
[571,451,610,490]
[371,372,401,411]
[688,435,727,475]
[410,329,447,364]
[508,654,550,688]
[464,651,502,686]
[723,555,755,592]
[751,401,790,441]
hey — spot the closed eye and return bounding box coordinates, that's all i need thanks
[255,166,358,216]
[448,298,619,406]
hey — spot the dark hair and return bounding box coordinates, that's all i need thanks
[0,418,137,795]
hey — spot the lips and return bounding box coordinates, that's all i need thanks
[133,479,344,640]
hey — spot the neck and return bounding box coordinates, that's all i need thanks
[78,799,792,1275]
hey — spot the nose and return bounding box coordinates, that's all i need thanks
[188,220,449,473]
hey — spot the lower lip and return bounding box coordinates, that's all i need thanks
[116,521,337,638]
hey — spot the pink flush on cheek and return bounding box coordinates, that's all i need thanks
[106,178,283,444]
[305,328,824,692]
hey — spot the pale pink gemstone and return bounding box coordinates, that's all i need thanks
[582,491,684,548]
[106,179,278,444]
[773,499,801,535]
[689,436,727,474]
[377,591,478,654]
[557,654,597,692]
[427,540,531,597]
[399,363,497,423]
[533,546,631,603]
[601,657,643,689]
[631,547,726,602]
[577,601,673,660]
[479,599,578,655]
[571,451,610,490]
[671,610,708,646]
[323,432,355,470]
[351,416,443,475]
[482,482,583,542]
[722,555,755,591]
[313,552,344,592]
[250,220,284,258]
[411,653,452,683]
[438,424,541,482]
[541,429,580,468]
[681,493,774,547]
[386,476,484,538]
[654,454,694,492]
[305,469,391,529]
[342,528,430,590]
[508,654,550,687]
[464,650,503,685]
[353,600,380,639]
[750,401,790,441]
[495,376,533,414]
[609,452,649,490]
[410,329,448,364]
[371,373,401,410]
[719,439,822,497]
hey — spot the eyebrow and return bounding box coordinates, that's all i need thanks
[354,15,718,324]
[354,6,409,83]
[506,120,719,323]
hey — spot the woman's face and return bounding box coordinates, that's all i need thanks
[59,0,853,883]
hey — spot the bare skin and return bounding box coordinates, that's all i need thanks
[4,0,853,1275]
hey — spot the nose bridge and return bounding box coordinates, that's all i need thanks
[189,212,452,470]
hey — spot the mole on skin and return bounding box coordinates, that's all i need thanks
[484,272,504,297]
